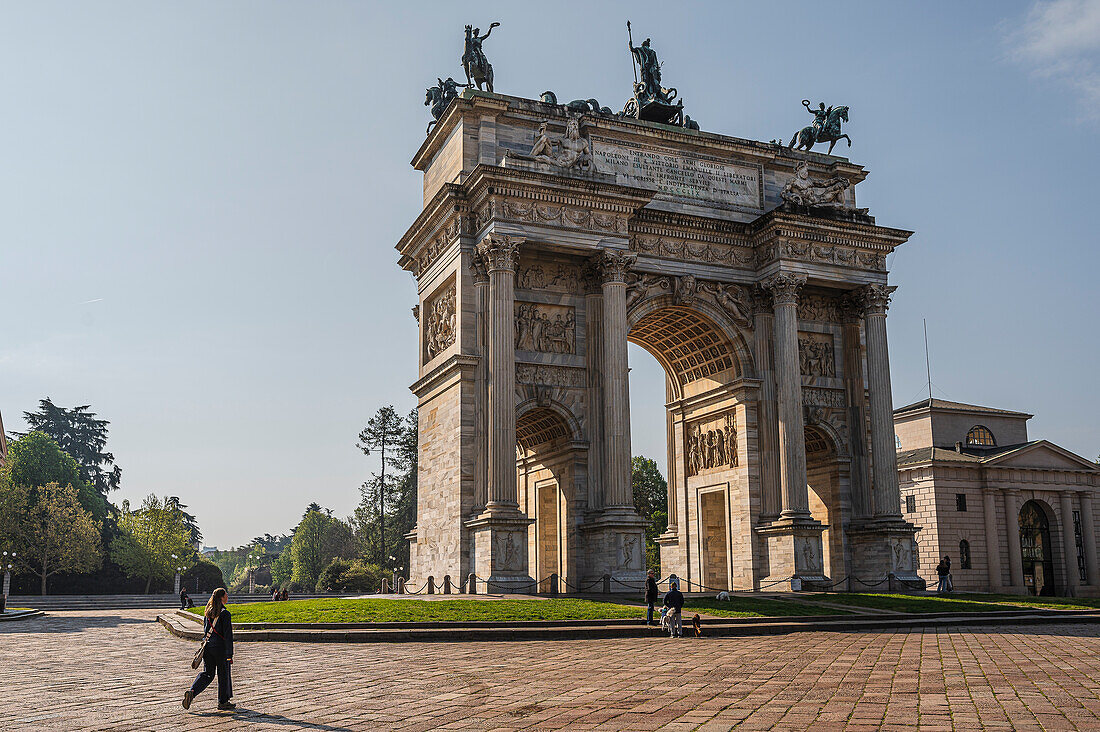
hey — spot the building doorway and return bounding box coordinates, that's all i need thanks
[1019,500,1057,596]
[699,490,730,591]
[536,480,561,592]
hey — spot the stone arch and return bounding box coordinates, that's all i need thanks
[805,424,847,580]
[515,399,583,453]
[627,293,755,392]
[1019,498,1059,596]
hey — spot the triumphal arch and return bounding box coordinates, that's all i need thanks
[398,45,921,591]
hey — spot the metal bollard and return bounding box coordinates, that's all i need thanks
[467,573,477,595]
[426,575,435,594]
[888,572,895,593]
[381,577,390,594]
[443,575,452,594]
[549,573,559,596]
[397,577,406,594]
[602,573,611,594]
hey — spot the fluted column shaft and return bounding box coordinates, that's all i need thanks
[1060,491,1080,593]
[472,258,490,511]
[1080,492,1100,586]
[766,273,810,519]
[752,287,781,519]
[982,488,1003,591]
[1004,489,1025,588]
[860,285,901,518]
[598,250,637,509]
[479,237,522,510]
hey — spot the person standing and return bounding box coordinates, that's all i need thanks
[183,587,235,711]
[935,558,949,593]
[663,580,685,638]
[644,570,659,626]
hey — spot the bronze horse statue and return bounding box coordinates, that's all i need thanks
[462,23,498,93]
[424,77,459,135]
[789,102,852,155]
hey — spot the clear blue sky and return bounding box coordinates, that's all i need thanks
[2,1,1097,549]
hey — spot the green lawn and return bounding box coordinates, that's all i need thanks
[950,593,1100,611]
[188,598,649,623]
[803,593,1023,614]
[684,597,849,618]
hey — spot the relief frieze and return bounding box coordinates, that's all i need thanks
[686,413,738,477]
[798,333,836,377]
[518,261,580,293]
[497,198,626,234]
[515,364,587,388]
[631,234,755,268]
[423,281,456,362]
[802,387,846,408]
[798,294,841,323]
[515,302,576,354]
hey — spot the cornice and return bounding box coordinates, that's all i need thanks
[410,354,480,399]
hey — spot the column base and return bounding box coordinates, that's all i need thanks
[464,509,535,594]
[847,517,925,590]
[579,508,648,592]
[755,517,830,590]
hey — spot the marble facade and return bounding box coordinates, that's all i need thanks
[397,90,921,591]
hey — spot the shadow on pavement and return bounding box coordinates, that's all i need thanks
[0,614,152,633]
[191,708,356,731]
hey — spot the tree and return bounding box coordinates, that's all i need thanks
[20,398,121,498]
[166,496,202,545]
[291,508,331,590]
[270,546,293,587]
[356,406,405,565]
[4,431,106,523]
[111,494,195,593]
[1,481,102,595]
[632,456,668,573]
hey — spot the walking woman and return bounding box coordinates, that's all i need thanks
[183,587,235,711]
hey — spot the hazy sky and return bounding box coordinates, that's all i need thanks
[3,1,1098,549]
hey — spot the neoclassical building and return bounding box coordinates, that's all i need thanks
[397,89,922,592]
[897,399,1100,595]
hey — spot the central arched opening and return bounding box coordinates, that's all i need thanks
[805,425,844,578]
[627,302,745,590]
[1019,500,1057,596]
[516,405,578,592]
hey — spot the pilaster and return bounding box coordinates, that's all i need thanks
[1079,491,1100,588]
[1004,488,1026,593]
[982,487,1003,592]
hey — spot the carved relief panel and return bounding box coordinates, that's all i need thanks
[798,333,836,377]
[423,279,456,363]
[685,413,737,478]
[515,302,576,354]
[517,260,580,293]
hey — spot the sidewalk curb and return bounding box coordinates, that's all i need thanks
[157,609,1100,643]
[0,609,44,621]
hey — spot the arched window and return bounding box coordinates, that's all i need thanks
[959,540,971,569]
[895,434,902,450]
[966,425,995,446]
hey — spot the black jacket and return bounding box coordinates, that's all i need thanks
[664,588,685,612]
[203,608,233,659]
[645,577,659,603]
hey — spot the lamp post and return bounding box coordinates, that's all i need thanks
[171,554,180,595]
[247,554,256,595]
[389,556,397,594]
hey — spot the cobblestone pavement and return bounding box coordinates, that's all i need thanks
[4,609,1100,731]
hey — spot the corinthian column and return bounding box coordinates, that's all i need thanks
[471,256,490,511]
[477,235,522,510]
[597,249,637,509]
[751,285,781,519]
[764,273,810,520]
[858,284,901,518]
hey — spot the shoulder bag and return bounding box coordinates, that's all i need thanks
[191,609,223,669]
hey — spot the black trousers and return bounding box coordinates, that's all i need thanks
[191,650,232,704]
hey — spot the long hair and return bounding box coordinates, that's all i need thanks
[204,587,228,621]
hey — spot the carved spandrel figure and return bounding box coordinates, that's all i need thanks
[462,22,499,92]
[781,161,867,214]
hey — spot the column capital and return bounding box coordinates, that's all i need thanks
[838,292,863,324]
[470,251,489,285]
[856,284,897,316]
[477,235,523,273]
[761,272,806,306]
[593,249,637,284]
[1078,490,1094,500]
[749,284,774,316]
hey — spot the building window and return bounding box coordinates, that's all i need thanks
[1074,510,1087,583]
[906,495,915,514]
[959,540,971,569]
[966,425,995,446]
[895,434,902,450]
[956,493,967,512]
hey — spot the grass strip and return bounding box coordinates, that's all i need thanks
[803,592,1022,614]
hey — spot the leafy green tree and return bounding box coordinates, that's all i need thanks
[20,398,121,498]
[182,559,225,595]
[270,547,293,587]
[166,496,202,545]
[111,494,195,593]
[291,508,332,590]
[316,558,384,593]
[356,406,404,565]
[4,431,106,523]
[1,481,102,595]
[632,456,668,573]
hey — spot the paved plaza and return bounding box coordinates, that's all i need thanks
[4,609,1100,730]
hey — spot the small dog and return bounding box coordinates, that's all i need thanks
[715,591,730,601]
[692,614,702,637]
[659,606,672,632]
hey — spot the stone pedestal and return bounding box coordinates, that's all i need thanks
[756,518,829,589]
[466,511,535,593]
[580,510,648,592]
[847,517,925,589]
